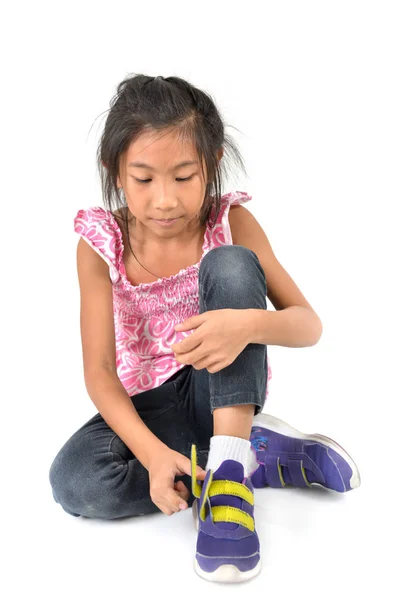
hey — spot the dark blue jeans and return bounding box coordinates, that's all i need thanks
[49,246,269,519]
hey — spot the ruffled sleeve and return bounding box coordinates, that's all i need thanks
[226,190,253,207]
[73,206,122,284]
[216,190,252,245]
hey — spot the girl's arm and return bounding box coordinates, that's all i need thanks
[76,237,167,470]
[85,369,168,470]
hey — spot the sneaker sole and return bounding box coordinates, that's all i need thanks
[194,556,262,583]
[192,500,262,582]
[252,413,361,489]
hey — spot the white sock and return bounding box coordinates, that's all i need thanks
[206,435,259,478]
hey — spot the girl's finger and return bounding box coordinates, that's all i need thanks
[174,481,190,501]
[196,466,207,480]
[167,489,186,512]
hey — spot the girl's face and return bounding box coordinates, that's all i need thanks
[117,129,221,245]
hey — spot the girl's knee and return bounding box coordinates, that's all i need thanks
[49,444,154,520]
[49,446,86,516]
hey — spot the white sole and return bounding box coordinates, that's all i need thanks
[252,413,361,489]
[194,556,262,583]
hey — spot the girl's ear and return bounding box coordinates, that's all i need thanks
[101,160,107,169]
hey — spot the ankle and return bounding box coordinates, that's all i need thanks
[213,404,255,440]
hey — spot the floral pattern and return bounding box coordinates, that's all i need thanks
[74,191,272,397]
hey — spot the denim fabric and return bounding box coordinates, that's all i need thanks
[49,246,269,519]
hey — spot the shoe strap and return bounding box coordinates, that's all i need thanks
[211,505,255,532]
[191,444,255,531]
[191,445,254,504]
[262,453,286,487]
[209,479,254,506]
[262,451,324,487]
[191,445,203,498]
[287,457,312,488]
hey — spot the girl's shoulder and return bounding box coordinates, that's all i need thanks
[212,190,252,223]
[74,205,116,228]
[73,206,123,284]
[214,190,253,225]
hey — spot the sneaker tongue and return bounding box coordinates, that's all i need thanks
[212,459,244,482]
[209,460,245,530]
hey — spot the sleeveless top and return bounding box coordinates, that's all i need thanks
[74,190,272,399]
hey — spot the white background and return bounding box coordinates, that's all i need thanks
[2,1,399,598]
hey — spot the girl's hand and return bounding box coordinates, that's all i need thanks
[148,448,207,516]
[171,309,251,374]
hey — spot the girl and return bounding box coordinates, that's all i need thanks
[49,73,360,584]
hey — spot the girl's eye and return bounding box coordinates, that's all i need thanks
[134,176,193,184]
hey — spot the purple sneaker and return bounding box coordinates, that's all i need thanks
[190,445,261,583]
[250,414,361,492]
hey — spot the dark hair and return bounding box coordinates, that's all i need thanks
[94,73,247,257]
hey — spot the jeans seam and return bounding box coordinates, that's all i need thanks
[107,433,130,465]
[108,434,118,455]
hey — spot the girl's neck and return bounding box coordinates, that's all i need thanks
[129,216,205,256]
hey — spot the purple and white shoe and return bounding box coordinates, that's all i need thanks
[250,414,361,492]
[191,445,261,583]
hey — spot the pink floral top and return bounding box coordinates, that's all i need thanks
[74,190,272,399]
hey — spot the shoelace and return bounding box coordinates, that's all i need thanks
[191,444,255,532]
